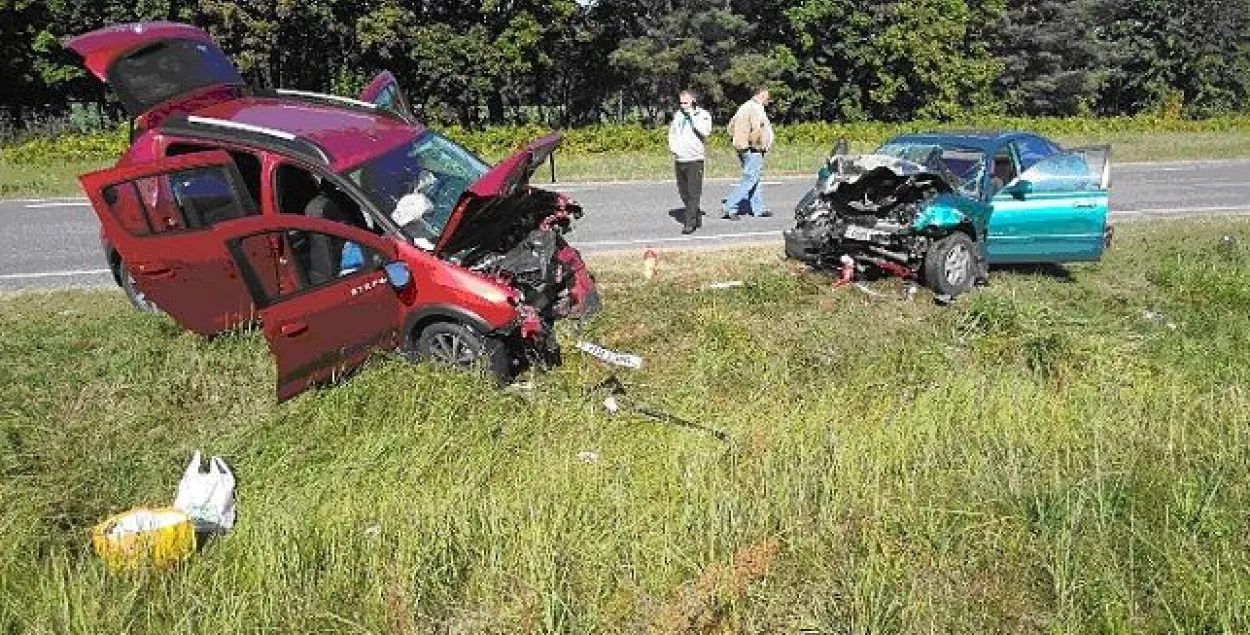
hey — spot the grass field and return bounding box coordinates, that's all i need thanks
[4,217,1250,632]
[4,128,1250,198]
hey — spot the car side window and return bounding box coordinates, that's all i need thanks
[100,163,257,236]
[990,147,1018,194]
[1018,153,1103,193]
[166,143,262,207]
[274,164,381,235]
[230,229,387,307]
[1016,137,1056,172]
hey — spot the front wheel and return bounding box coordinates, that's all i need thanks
[413,322,514,382]
[922,233,976,298]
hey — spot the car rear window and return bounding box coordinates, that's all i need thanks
[108,38,244,115]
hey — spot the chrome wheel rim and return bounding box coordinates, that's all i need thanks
[944,244,970,287]
[125,271,160,313]
[429,332,479,367]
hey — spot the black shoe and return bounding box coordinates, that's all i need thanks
[682,226,696,234]
[721,213,740,221]
[753,210,773,218]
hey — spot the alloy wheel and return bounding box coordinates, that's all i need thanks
[943,243,970,287]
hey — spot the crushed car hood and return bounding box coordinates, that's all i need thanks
[821,153,959,192]
[809,152,987,234]
[436,132,561,255]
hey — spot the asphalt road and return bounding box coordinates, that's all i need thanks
[2,158,1249,292]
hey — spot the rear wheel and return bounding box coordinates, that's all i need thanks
[413,322,513,382]
[922,233,976,298]
[119,261,163,314]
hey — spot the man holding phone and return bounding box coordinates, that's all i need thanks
[668,89,713,234]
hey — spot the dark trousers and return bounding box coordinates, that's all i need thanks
[674,160,704,229]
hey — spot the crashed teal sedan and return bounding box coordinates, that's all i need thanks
[783,131,1112,298]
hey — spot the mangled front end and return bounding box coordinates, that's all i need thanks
[457,189,602,323]
[784,154,986,288]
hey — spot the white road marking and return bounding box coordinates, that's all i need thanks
[1115,210,1250,220]
[3,197,87,204]
[23,202,92,209]
[0,268,111,281]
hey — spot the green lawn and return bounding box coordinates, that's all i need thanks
[5,129,1250,198]
[3,217,1250,632]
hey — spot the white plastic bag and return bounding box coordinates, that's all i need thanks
[172,451,236,532]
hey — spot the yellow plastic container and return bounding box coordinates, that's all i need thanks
[91,507,196,571]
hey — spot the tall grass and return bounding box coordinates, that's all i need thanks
[3,218,1250,632]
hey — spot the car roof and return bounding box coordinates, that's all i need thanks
[884,130,1047,153]
[164,95,422,172]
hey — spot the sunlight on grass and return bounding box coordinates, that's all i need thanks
[3,218,1250,631]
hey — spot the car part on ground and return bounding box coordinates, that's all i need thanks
[587,375,728,442]
[576,341,644,369]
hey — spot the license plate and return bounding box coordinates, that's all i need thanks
[842,225,880,241]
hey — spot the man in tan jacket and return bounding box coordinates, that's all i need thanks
[721,87,774,219]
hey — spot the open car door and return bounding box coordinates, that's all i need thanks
[216,216,407,401]
[357,70,415,124]
[79,151,263,335]
[986,146,1111,264]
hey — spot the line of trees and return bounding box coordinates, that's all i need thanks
[3,0,1249,131]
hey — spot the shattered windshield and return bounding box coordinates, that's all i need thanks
[875,142,987,198]
[347,131,488,246]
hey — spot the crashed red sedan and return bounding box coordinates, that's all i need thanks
[68,22,600,400]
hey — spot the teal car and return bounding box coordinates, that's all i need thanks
[784,131,1112,297]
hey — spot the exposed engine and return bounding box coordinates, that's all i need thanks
[451,188,601,321]
[785,154,957,273]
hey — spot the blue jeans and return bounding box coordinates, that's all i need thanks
[723,150,766,216]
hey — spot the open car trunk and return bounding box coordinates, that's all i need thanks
[66,22,246,129]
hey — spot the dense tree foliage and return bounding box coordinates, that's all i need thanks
[2,0,1248,130]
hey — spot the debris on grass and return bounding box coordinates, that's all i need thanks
[577,450,601,463]
[586,375,729,442]
[576,341,644,369]
[705,280,745,290]
[173,452,236,534]
[91,507,196,571]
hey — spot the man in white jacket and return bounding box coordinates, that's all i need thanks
[668,90,713,234]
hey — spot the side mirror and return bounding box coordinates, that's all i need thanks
[1003,179,1033,199]
[383,261,412,290]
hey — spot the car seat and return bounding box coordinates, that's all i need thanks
[993,155,1016,188]
[303,185,369,284]
[279,168,321,215]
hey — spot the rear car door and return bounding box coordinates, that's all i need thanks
[217,216,406,401]
[79,151,261,334]
[986,146,1111,263]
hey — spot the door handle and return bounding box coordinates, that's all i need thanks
[278,321,308,337]
[136,264,174,279]
[1073,202,1097,209]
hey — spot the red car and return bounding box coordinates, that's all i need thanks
[68,22,600,400]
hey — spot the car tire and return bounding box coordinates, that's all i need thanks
[922,232,976,298]
[414,321,513,382]
[119,261,163,314]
